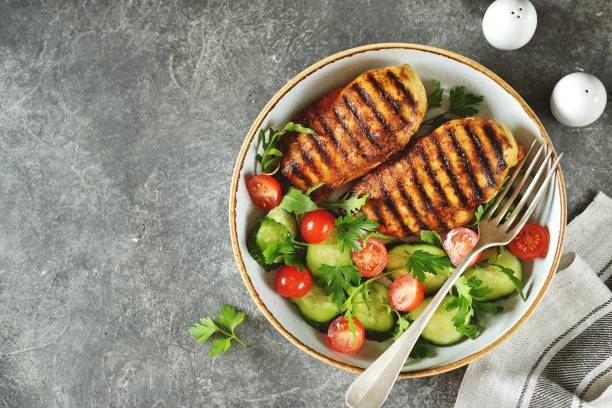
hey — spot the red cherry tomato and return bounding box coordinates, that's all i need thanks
[299,209,335,244]
[388,274,425,312]
[274,265,313,298]
[246,174,282,210]
[327,316,365,353]
[351,238,388,277]
[508,224,550,261]
[443,227,481,267]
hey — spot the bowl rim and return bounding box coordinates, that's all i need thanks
[229,43,567,378]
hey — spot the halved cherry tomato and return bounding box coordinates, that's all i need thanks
[327,316,365,353]
[388,274,425,312]
[299,209,335,244]
[351,238,388,277]
[274,265,313,298]
[443,227,481,267]
[508,223,549,261]
[246,174,282,210]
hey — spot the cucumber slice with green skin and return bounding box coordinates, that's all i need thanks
[385,244,452,294]
[246,218,292,268]
[306,229,352,278]
[348,282,395,336]
[464,247,523,301]
[408,296,465,346]
[292,284,339,330]
[388,267,449,295]
[266,207,297,238]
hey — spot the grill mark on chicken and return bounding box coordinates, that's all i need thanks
[309,130,336,170]
[432,135,470,206]
[300,149,324,182]
[332,106,370,160]
[342,94,384,150]
[410,165,448,231]
[366,74,408,127]
[370,206,383,224]
[286,160,309,187]
[415,145,450,207]
[464,125,496,187]
[386,70,416,109]
[483,124,507,170]
[352,83,392,132]
[396,179,427,230]
[381,184,412,236]
[448,128,483,201]
[316,113,349,158]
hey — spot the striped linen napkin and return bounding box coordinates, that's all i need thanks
[455,192,612,408]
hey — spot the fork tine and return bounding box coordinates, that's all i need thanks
[506,154,563,235]
[491,142,546,224]
[503,149,554,226]
[483,140,538,220]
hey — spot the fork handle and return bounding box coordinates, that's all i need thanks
[345,243,492,408]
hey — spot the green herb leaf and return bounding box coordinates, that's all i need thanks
[473,301,503,314]
[405,250,452,282]
[467,276,493,298]
[419,229,442,247]
[209,338,232,357]
[448,86,484,117]
[392,314,411,340]
[335,215,379,252]
[189,317,219,344]
[189,304,247,357]
[256,122,317,174]
[321,193,369,214]
[318,263,361,306]
[305,182,325,196]
[278,188,318,215]
[409,339,434,359]
[427,80,443,108]
[492,263,525,300]
[457,323,479,339]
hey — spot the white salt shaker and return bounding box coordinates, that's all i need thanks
[550,73,607,127]
[482,0,537,51]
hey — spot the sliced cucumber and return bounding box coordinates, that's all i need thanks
[386,244,452,294]
[464,247,523,301]
[292,284,339,331]
[408,296,465,346]
[246,218,292,268]
[266,207,297,238]
[348,282,395,340]
[306,229,352,278]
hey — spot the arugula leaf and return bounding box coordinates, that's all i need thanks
[419,229,442,247]
[321,193,369,214]
[335,215,378,252]
[256,122,317,174]
[491,263,525,300]
[189,304,247,357]
[427,81,443,108]
[405,250,452,282]
[278,188,318,215]
[318,264,361,306]
[305,182,325,196]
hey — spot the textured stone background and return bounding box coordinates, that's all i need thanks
[0,1,610,407]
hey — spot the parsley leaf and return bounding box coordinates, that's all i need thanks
[405,250,452,282]
[335,215,378,252]
[321,193,369,214]
[419,229,442,247]
[409,338,435,359]
[392,313,411,340]
[318,264,361,306]
[446,277,479,339]
[427,80,443,108]
[305,182,325,196]
[256,123,317,174]
[278,188,318,215]
[473,301,503,314]
[448,86,484,117]
[189,304,247,357]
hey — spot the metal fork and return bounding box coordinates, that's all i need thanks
[345,141,562,408]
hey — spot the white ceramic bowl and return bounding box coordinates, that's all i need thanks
[230,44,566,377]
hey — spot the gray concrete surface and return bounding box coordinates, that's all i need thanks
[0,1,610,407]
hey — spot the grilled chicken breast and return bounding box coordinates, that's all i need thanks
[352,117,523,237]
[280,65,427,197]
